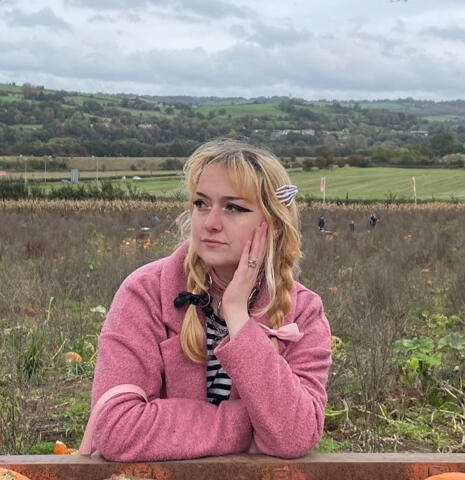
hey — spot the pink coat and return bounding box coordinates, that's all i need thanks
[91,242,332,461]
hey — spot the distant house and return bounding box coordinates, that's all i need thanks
[270,129,291,139]
[270,128,316,140]
[301,128,316,136]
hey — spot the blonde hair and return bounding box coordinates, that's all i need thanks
[178,138,302,363]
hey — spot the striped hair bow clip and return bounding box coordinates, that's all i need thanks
[275,184,298,206]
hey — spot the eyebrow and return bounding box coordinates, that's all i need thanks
[195,191,247,202]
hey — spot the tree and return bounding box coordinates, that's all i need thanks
[429,130,456,157]
[159,158,184,170]
[22,82,44,100]
[349,134,368,152]
[315,146,333,169]
[371,147,393,164]
[302,157,315,171]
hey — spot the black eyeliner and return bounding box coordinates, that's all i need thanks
[229,204,252,212]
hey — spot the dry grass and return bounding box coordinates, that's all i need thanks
[1,199,464,453]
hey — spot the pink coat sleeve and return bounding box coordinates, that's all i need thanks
[214,289,332,458]
[91,270,252,461]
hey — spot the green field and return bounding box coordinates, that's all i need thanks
[0,155,178,170]
[422,115,461,122]
[4,165,465,201]
[195,102,285,119]
[0,95,22,103]
[288,167,465,200]
[103,167,465,201]
[11,124,41,130]
[0,84,21,93]
[359,101,404,111]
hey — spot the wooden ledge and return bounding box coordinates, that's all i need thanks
[1,453,465,480]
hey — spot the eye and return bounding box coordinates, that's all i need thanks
[224,203,250,213]
[193,199,210,210]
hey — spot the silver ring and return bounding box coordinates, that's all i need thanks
[247,259,258,268]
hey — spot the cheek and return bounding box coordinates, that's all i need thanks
[190,212,201,230]
[190,217,201,241]
[236,224,259,245]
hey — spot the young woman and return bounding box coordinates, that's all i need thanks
[86,138,332,461]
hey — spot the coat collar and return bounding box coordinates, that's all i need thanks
[158,241,298,334]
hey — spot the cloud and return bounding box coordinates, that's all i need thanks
[87,12,140,23]
[125,13,142,23]
[65,0,150,11]
[235,22,311,48]
[3,7,70,30]
[421,26,465,43]
[177,0,252,20]
[65,0,253,20]
[350,31,401,58]
[1,29,464,100]
[1,1,465,100]
[88,14,115,23]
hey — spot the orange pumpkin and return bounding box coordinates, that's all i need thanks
[0,468,32,480]
[63,351,82,363]
[425,473,465,480]
[53,440,79,455]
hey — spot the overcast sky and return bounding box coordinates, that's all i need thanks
[1,0,465,100]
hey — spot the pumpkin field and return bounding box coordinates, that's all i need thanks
[0,199,464,454]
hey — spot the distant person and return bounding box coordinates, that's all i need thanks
[318,215,325,232]
[349,220,355,232]
[152,215,160,223]
[369,213,378,228]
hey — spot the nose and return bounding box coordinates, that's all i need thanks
[204,205,223,231]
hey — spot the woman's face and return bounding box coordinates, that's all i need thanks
[190,162,265,282]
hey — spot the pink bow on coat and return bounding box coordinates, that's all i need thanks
[257,322,304,342]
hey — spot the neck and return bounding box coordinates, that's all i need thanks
[210,268,230,294]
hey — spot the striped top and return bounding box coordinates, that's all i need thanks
[205,310,232,405]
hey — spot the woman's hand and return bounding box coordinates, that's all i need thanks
[222,221,268,338]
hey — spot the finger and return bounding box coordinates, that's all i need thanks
[239,239,252,271]
[252,222,267,265]
[258,222,268,263]
[248,223,264,263]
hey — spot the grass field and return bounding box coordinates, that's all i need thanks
[0,84,21,93]
[195,102,286,119]
[6,170,181,181]
[0,156,178,170]
[11,124,41,130]
[0,95,22,103]
[289,167,465,200]
[3,163,465,200]
[104,166,465,201]
[422,115,461,122]
[359,101,404,111]
[62,94,178,117]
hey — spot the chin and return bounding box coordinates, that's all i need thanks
[200,252,236,269]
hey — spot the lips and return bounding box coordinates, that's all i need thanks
[202,239,226,245]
